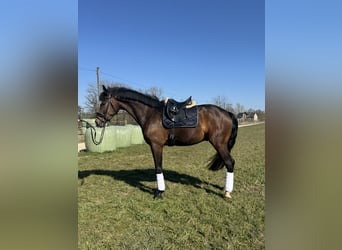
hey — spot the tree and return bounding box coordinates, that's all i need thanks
[84,80,129,115]
[235,103,245,114]
[212,95,234,112]
[247,108,255,113]
[78,105,83,118]
[84,83,98,114]
[145,86,163,100]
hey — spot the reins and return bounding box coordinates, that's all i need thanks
[79,119,107,145]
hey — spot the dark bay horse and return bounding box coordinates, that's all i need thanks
[95,86,238,199]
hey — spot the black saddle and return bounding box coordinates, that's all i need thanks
[165,97,192,122]
[162,96,198,146]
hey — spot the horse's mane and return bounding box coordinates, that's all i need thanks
[108,87,163,108]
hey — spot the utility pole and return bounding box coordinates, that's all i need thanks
[96,67,101,103]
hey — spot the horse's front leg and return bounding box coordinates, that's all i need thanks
[150,143,165,199]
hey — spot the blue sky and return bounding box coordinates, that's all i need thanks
[79,0,264,111]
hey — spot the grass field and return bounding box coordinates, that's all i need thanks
[78,123,265,249]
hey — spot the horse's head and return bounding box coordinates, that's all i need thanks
[95,86,120,127]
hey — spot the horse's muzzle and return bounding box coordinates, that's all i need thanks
[95,112,107,127]
[95,118,105,127]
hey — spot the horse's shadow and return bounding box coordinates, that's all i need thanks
[78,168,223,197]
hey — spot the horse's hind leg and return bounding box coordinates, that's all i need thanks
[216,145,235,198]
[224,154,235,198]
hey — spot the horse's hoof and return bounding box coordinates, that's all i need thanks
[154,190,164,200]
[224,191,232,199]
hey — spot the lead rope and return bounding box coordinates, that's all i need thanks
[79,119,107,145]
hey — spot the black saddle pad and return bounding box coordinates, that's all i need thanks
[162,106,198,128]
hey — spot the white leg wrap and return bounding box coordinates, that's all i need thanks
[225,172,234,192]
[156,173,165,191]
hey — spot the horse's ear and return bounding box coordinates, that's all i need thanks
[102,85,108,92]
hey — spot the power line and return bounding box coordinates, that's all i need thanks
[100,71,147,89]
[99,71,199,102]
[79,67,201,102]
[79,67,96,72]
[100,70,179,97]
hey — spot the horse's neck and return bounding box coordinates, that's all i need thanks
[118,101,153,126]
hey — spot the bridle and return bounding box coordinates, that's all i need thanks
[79,96,116,146]
[96,96,116,124]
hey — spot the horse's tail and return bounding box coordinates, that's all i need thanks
[208,112,238,171]
[228,112,238,151]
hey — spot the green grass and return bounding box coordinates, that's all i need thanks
[78,123,265,249]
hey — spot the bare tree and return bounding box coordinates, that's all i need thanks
[145,86,163,100]
[247,108,255,113]
[85,83,98,114]
[84,80,129,114]
[235,103,245,114]
[78,105,83,117]
[212,95,234,112]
